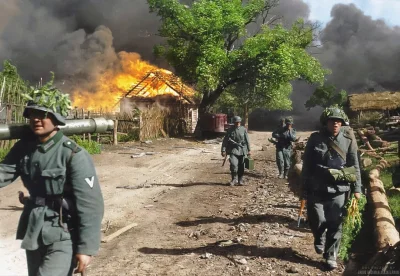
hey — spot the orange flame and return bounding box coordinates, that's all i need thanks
[72,51,191,111]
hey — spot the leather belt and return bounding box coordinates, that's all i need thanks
[30,196,61,209]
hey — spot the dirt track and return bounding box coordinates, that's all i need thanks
[0,131,342,276]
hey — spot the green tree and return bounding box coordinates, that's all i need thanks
[0,60,28,105]
[305,84,347,111]
[148,0,328,118]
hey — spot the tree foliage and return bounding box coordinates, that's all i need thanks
[305,84,347,111]
[21,72,72,116]
[0,60,28,93]
[148,0,328,112]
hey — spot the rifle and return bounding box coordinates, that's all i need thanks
[222,154,229,166]
[297,199,306,227]
[228,138,244,148]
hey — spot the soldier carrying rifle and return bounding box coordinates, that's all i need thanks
[221,116,251,186]
[0,80,104,276]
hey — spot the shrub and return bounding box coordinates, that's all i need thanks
[70,135,101,154]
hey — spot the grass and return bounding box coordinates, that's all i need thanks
[380,167,400,221]
[70,135,102,154]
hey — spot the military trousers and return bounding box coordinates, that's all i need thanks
[26,239,75,276]
[229,154,245,177]
[276,148,291,174]
[307,192,346,261]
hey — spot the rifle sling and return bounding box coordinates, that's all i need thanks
[328,139,347,162]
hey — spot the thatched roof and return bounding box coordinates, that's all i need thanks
[123,70,197,105]
[348,92,400,111]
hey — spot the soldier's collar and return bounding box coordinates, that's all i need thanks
[38,131,63,152]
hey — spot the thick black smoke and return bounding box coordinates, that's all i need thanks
[320,4,400,92]
[0,0,163,89]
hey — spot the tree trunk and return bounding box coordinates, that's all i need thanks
[194,86,226,138]
[243,103,249,129]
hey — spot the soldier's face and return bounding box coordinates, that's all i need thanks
[234,122,241,127]
[327,119,342,135]
[29,110,57,137]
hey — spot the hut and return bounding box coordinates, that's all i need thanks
[347,92,400,122]
[119,70,199,137]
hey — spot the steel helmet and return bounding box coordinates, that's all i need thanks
[285,116,293,124]
[22,73,71,126]
[233,116,242,123]
[320,105,348,125]
[23,98,67,126]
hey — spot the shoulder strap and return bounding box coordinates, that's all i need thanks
[328,139,347,162]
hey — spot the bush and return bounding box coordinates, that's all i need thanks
[118,129,139,142]
[70,135,102,154]
[0,147,11,162]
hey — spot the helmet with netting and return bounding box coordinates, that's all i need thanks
[320,105,348,125]
[22,73,71,126]
[285,116,293,124]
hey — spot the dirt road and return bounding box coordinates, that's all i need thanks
[0,131,341,276]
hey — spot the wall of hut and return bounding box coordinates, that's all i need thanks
[121,97,198,140]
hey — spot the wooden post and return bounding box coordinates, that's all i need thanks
[88,111,92,143]
[82,109,86,141]
[113,119,118,146]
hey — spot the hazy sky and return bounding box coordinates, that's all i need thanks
[303,0,400,26]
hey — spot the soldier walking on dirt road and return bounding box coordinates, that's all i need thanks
[0,86,104,276]
[272,117,296,179]
[301,106,361,270]
[221,116,251,186]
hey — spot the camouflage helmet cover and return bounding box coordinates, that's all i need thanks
[233,116,242,123]
[23,98,66,126]
[22,73,71,126]
[285,116,293,124]
[320,105,348,125]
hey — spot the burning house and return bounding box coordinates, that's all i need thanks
[71,53,199,138]
[119,69,199,135]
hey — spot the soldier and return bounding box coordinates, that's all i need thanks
[0,90,104,275]
[221,116,251,186]
[301,106,361,270]
[272,117,296,179]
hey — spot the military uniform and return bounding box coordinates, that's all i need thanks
[0,97,104,276]
[272,118,296,178]
[221,120,251,186]
[301,106,361,269]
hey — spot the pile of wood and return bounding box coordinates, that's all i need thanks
[357,127,390,150]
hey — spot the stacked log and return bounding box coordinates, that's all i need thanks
[368,168,400,250]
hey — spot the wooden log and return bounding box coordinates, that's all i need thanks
[368,169,400,250]
[101,222,138,243]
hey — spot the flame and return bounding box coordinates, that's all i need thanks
[71,51,195,112]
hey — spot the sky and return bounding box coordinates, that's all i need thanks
[303,0,400,26]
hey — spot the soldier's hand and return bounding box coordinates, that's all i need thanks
[354,192,361,200]
[221,151,226,157]
[248,151,251,157]
[74,254,92,274]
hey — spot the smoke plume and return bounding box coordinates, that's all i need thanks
[320,4,400,92]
